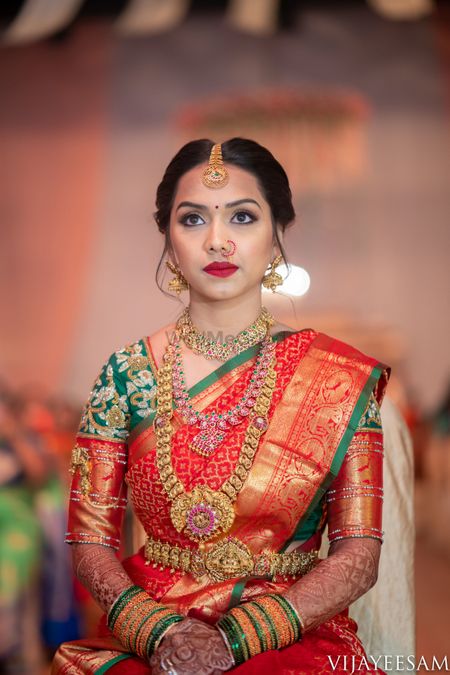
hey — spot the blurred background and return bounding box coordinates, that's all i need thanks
[0,0,449,672]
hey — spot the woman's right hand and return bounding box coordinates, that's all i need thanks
[150,617,234,675]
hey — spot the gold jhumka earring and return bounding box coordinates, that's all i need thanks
[166,260,189,295]
[262,255,284,292]
[202,143,229,189]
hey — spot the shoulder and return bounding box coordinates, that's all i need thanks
[308,330,383,369]
[78,337,158,440]
[108,338,153,378]
[310,330,391,408]
[90,336,157,397]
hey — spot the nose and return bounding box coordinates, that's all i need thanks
[203,215,229,255]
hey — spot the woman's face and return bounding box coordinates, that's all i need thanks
[169,164,279,302]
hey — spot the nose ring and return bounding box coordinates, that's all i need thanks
[221,240,236,258]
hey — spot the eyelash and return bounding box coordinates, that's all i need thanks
[179,210,257,227]
[179,213,204,227]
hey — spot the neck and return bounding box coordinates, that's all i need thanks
[187,293,265,339]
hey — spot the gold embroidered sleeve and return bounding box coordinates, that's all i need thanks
[65,351,130,550]
[327,392,384,544]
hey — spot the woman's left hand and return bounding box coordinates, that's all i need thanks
[150,617,234,674]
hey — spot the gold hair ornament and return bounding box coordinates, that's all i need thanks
[202,143,229,189]
[166,260,189,295]
[262,255,284,292]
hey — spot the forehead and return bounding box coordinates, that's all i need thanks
[173,164,267,208]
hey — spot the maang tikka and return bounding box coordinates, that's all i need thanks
[202,143,229,189]
[262,255,284,292]
[166,260,189,295]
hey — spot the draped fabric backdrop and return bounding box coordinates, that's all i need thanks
[0,24,112,391]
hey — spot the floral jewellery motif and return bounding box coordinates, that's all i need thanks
[202,143,229,189]
[153,333,277,543]
[176,306,274,362]
[172,333,276,456]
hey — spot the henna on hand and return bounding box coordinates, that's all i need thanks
[150,618,234,675]
[284,538,380,632]
[72,543,134,614]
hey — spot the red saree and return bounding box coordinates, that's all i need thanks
[53,329,390,674]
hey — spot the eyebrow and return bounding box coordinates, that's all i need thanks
[176,198,262,212]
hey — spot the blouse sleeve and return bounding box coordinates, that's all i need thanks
[326,391,384,544]
[65,351,130,550]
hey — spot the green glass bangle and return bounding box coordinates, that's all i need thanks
[107,585,143,630]
[216,625,236,667]
[216,616,242,664]
[108,587,141,630]
[131,611,155,654]
[126,599,159,652]
[217,614,249,665]
[152,615,184,654]
[230,614,250,663]
[133,604,172,653]
[239,604,268,653]
[108,585,142,628]
[225,615,247,663]
[251,599,280,650]
[282,595,305,636]
[146,614,183,657]
[270,594,302,641]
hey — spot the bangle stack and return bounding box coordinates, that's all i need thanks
[107,585,184,659]
[217,594,303,666]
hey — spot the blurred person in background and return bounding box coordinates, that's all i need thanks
[0,384,81,673]
[0,383,48,674]
[20,393,82,660]
[53,139,391,674]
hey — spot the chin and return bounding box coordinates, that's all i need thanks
[191,283,243,302]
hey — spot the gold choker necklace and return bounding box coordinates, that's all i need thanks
[176,307,274,361]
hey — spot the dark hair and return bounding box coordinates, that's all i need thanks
[154,137,295,294]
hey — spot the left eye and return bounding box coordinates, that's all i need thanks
[231,211,255,224]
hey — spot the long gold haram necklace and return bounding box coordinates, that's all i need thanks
[153,334,277,543]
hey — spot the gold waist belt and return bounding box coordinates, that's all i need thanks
[144,536,319,583]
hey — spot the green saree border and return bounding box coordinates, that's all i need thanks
[95,653,132,674]
[280,362,385,551]
[180,330,295,400]
[131,330,300,440]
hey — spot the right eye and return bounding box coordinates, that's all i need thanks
[180,213,205,227]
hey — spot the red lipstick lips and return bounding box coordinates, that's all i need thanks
[203,262,239,277]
